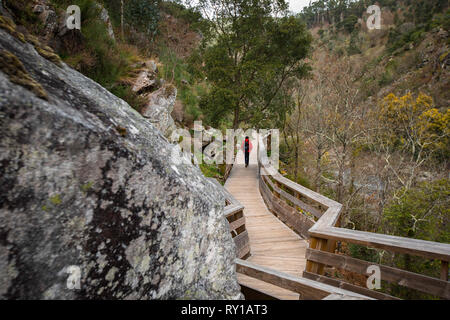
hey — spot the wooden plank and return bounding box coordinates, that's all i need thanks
[239,284,279,300]
[303,271,400,300]
[224,204,244,218]
[308,206,342,232]
[322,293,368,300]
[310,227,450,262]
[306,248,450,299]
[229,216,246,232]
[238,274,300,300]
[226,145,310,298]
[236,259,374,300]
[260,175,314,239]
[233,230,250,250]
[237,243,251,260]
[441,261,449,281]
[270,196,314,240]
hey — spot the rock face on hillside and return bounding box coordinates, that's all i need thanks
[141,84,178,137]
[0,26,242,300]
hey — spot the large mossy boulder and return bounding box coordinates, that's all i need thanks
[0,25,242,300]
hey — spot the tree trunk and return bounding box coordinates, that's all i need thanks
[294,147,299,181]
[315,147,322,192]
[121,0,124,39]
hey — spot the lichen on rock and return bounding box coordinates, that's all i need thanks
[0,26,242,300]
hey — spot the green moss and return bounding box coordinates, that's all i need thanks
[0,15,26,43]
[0,15,62,66]
[49,194,62,206]
[26,34,63,67]
[80,181,94,193]
[0,49,48,100]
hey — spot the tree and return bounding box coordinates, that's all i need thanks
[197,0,312,129]
[125,0,160,37]
[321,56,365,204]
[288,55,332,192]
[376,93,449,195]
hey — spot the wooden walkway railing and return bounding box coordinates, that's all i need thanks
[236,258,372,300]
[255,133,450,300]
[224,190,251,260]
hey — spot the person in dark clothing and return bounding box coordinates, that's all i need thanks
[242,136,253,168]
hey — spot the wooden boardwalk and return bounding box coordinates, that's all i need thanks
[225,136,308,300]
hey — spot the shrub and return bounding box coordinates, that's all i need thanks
[342,15,359,34]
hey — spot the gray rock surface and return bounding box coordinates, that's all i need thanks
[132,70,157,94]
[0,27,242,300]
[141,84,178,137]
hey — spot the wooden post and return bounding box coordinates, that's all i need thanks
[316,239,329,275]
[296,192,302,213]
[305,237,318,273]
[441,261,449,281]
[306,237,329,275]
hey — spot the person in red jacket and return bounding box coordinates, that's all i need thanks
[241,136,253,168]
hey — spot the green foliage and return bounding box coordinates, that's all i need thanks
[125,0,160,36]
[198,0,312,129]
[341,15,358,34]
[300,0,448,29]
[50,0,148,111]
[382,178,449,299]
[383,179,450,243]
[158,44,204,122]
[347,31,362,55]
[430,9,450,33]
[3,0,40,28]
[160,0,203,27]
[378,70,394,86]
[318,29,325,38]
[199,163,220,177]
[387,25,427,54]
[348,244,379,263]
[51,0,127,87]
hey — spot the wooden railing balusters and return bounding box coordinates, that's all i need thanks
[441,261,449,282]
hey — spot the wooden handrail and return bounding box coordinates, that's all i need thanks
[223,182,251,260]
[257,133,450,299]
[236,259,373,300]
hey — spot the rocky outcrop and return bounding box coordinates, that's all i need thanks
[132,70,157,94]
[26,1,115,53]
[96,3,115,41]
[141,84,178,137]
[0,25,242,300]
